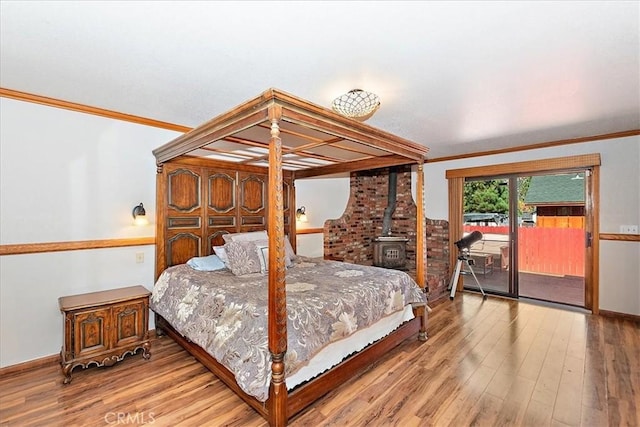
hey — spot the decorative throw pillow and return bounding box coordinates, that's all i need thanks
[225,241,263,276]
[256,243,270,273]
[254,239,292,273]
[222,230,268,244]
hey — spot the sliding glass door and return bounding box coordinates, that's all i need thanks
[462,178,512,296]
[462,171,587,307]
[516,172,586,306]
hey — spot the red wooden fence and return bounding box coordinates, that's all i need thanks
[463,226,585,277]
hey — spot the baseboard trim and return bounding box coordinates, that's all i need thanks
[599,310,640,323]
[0,329,158,377]
[0,353,60,377]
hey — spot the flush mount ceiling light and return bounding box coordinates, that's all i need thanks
[331,89,381,121]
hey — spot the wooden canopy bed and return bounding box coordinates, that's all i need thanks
[152,88,430,426]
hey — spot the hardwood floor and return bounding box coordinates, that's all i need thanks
[1,293,638,426]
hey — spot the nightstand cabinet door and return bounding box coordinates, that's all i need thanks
[113,300,147,348]
[59,286,151,384]
[73,308,111,358]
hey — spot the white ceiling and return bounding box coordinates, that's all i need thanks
[1,1,638,158]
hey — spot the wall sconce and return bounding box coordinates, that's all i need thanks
[296,206,308,223]
[132,202,149,226]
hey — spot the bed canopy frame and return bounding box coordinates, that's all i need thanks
[152,88,429,426]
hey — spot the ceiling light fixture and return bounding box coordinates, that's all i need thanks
[331,89,381,121]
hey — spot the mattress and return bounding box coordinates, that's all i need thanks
[150,258,426,401]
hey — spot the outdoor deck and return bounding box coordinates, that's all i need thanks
[461,226,586,307]
[463,267,585,307]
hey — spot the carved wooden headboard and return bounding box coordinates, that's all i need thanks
[155,156,295,279]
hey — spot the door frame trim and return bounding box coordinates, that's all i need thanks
[447,153,601,313]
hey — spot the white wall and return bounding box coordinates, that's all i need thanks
[294,176,350,258]
[423,136,640,315]
[0,98,181,367]
[599,240,640,313]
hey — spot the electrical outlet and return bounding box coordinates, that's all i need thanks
[135,252,144,263]
[619,225,639,234]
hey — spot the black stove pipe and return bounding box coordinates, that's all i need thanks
[381,169,397,236]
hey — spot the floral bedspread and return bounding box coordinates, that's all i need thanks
[150,258,426,402]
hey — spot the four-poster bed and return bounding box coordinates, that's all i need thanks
[151,88,430,426]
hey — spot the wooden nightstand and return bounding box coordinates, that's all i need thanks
[59,285,151,384]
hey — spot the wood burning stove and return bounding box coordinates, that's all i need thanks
[373,236,409,270]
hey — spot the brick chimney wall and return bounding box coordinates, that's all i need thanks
[323,166,450,302]
[425,219,450,302]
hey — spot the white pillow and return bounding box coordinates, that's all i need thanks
[212,245,230,267]
[284,235,297,262]
[222,230,268,244]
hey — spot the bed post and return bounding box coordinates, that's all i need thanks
[290,179,298,254]
[415,161,428,341]
[155,163,166,281]
[267,104,288,426]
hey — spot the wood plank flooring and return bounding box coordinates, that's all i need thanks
[1,293,638,426]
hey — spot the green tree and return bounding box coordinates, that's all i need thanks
[464,177,534,216]
[517,176,534,215]
[464,180,509,213]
